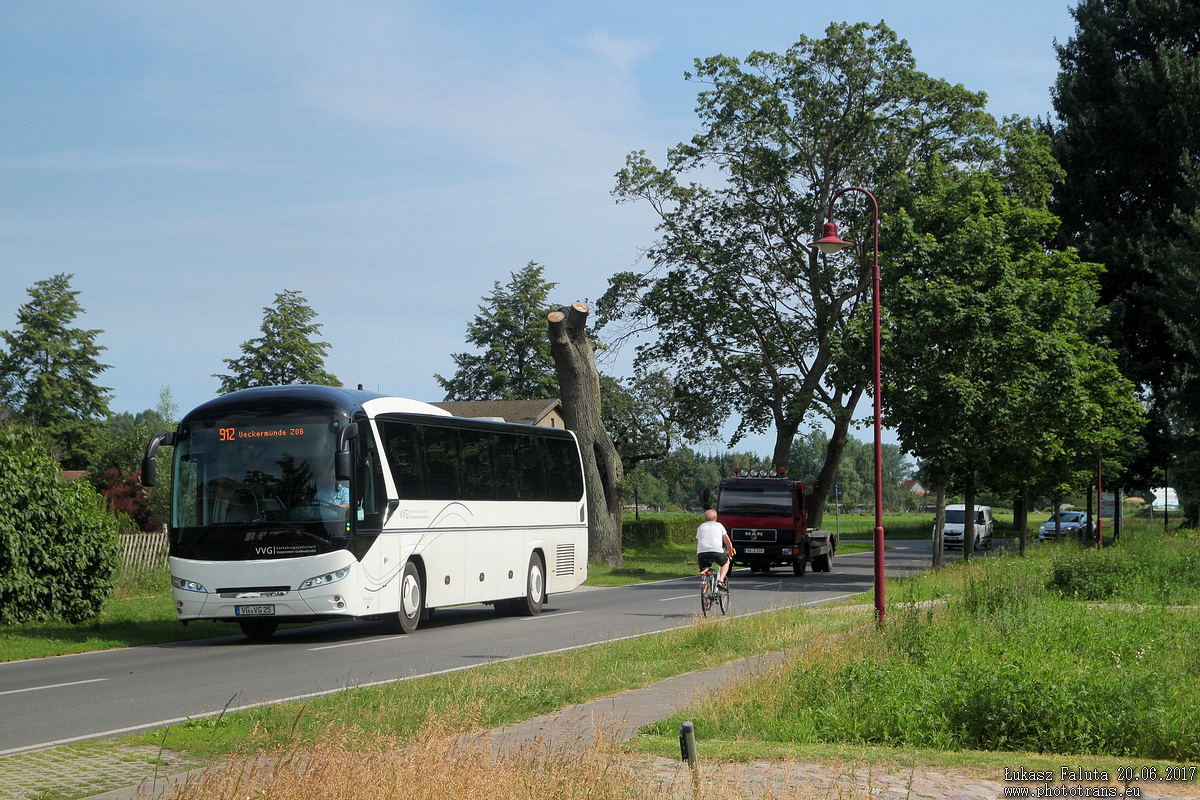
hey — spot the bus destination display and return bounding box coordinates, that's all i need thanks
[217,425,311,442]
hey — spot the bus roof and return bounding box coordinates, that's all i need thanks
[180,385,450,424]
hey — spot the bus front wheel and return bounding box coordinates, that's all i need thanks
[239,619,278,640]
[393,561,424,634]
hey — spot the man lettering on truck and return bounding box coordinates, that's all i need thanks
[697,509,734,589]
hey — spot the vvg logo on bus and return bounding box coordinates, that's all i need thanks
[254,544,320,557]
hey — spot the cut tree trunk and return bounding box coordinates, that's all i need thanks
[548,302,624,566]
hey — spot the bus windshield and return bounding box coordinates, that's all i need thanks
[718,486,794,517]
[172,415,351,558]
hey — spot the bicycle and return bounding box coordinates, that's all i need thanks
[699,565,729,616]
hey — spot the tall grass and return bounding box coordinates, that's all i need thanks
[171,717,669,800]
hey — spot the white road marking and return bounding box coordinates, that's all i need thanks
[308,636,407,652]
[521,610,582,621]
[0,678,108,697]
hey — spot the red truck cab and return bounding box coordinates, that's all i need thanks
[703,467,836,576]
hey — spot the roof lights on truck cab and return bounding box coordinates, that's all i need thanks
[732,466,787,478]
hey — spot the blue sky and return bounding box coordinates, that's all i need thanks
[1,1,1077,450]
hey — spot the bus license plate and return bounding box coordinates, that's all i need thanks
[236,605,275,616]
[743,547,764,554]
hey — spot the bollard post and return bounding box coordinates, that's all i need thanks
[680,720,699,794]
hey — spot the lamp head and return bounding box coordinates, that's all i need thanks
[812,221,854,254]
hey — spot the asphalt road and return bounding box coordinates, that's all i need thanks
[0,539,957,756]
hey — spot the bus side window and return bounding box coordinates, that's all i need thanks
[381,421,427,500]
[491,433,520,499]
[544,438,584,501]
[516,437,548,501]
[460,428,494,501]
[422,425,462,500]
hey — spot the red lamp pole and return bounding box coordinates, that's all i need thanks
[1097,424,1103,551]
[812,186,885,626]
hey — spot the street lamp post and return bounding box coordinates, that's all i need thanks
[812,186,885,626]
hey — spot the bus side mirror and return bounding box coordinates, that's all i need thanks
[336,450,353,482]
[336,424,358,482]
[141,457,156,487]
[141,431,177,487]
[702,487,712,511]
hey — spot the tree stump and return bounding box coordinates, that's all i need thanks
[548,303,624,566]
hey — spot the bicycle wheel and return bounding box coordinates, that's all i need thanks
[700,573,712,616]
[717,581,729,615]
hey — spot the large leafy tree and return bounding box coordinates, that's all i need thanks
[214,290,341,393]
[885,120,1142,562]
[600,22,994,495]
[0,273,112,469]
[1051,0,1200,505]
[436,262,558,401]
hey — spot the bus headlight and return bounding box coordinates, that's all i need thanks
[299,566,351,591]
[171,576,208,594]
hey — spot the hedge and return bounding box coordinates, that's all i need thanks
[623,516,699,546]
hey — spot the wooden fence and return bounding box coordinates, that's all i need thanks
[120,532,168,573]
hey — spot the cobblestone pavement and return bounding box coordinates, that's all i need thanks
[2,649,1194,800]
[0,743,203,800]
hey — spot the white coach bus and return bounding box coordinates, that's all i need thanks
[142,385,588,639]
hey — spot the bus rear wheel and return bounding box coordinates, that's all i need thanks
[391,561,423,634]
[513,553,545,617]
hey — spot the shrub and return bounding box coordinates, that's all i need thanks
[0,424,122,623]
[1048,548,1136,600]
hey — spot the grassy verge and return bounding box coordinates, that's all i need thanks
[640,523,1200,763]
[125,604,866,758]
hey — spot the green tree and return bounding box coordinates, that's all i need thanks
[601,370,684,471]
[0,273,113,469]
[1051,0,1200,506]
[600,22,994,494]
[0,423,121,623]
[884,121,1142,562]
[90,386,178,531]
[436,262,558,401]
[214,290,341,393]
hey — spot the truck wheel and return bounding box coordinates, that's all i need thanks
[817,550,833,573]
[792,559,806,577]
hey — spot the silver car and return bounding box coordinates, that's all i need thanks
[1038,511,1091,542]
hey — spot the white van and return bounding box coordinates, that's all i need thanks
[935,504,994,550]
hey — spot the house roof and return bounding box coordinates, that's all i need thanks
[428,399,563,427]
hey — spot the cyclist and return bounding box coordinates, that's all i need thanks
[696,508,734,589]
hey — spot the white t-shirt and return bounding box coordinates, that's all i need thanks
[696,520,728,553]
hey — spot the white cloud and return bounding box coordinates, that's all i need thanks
[576,29,657,74]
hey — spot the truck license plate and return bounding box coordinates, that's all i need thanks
[743,547,764,554]
[235,605,275,616]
